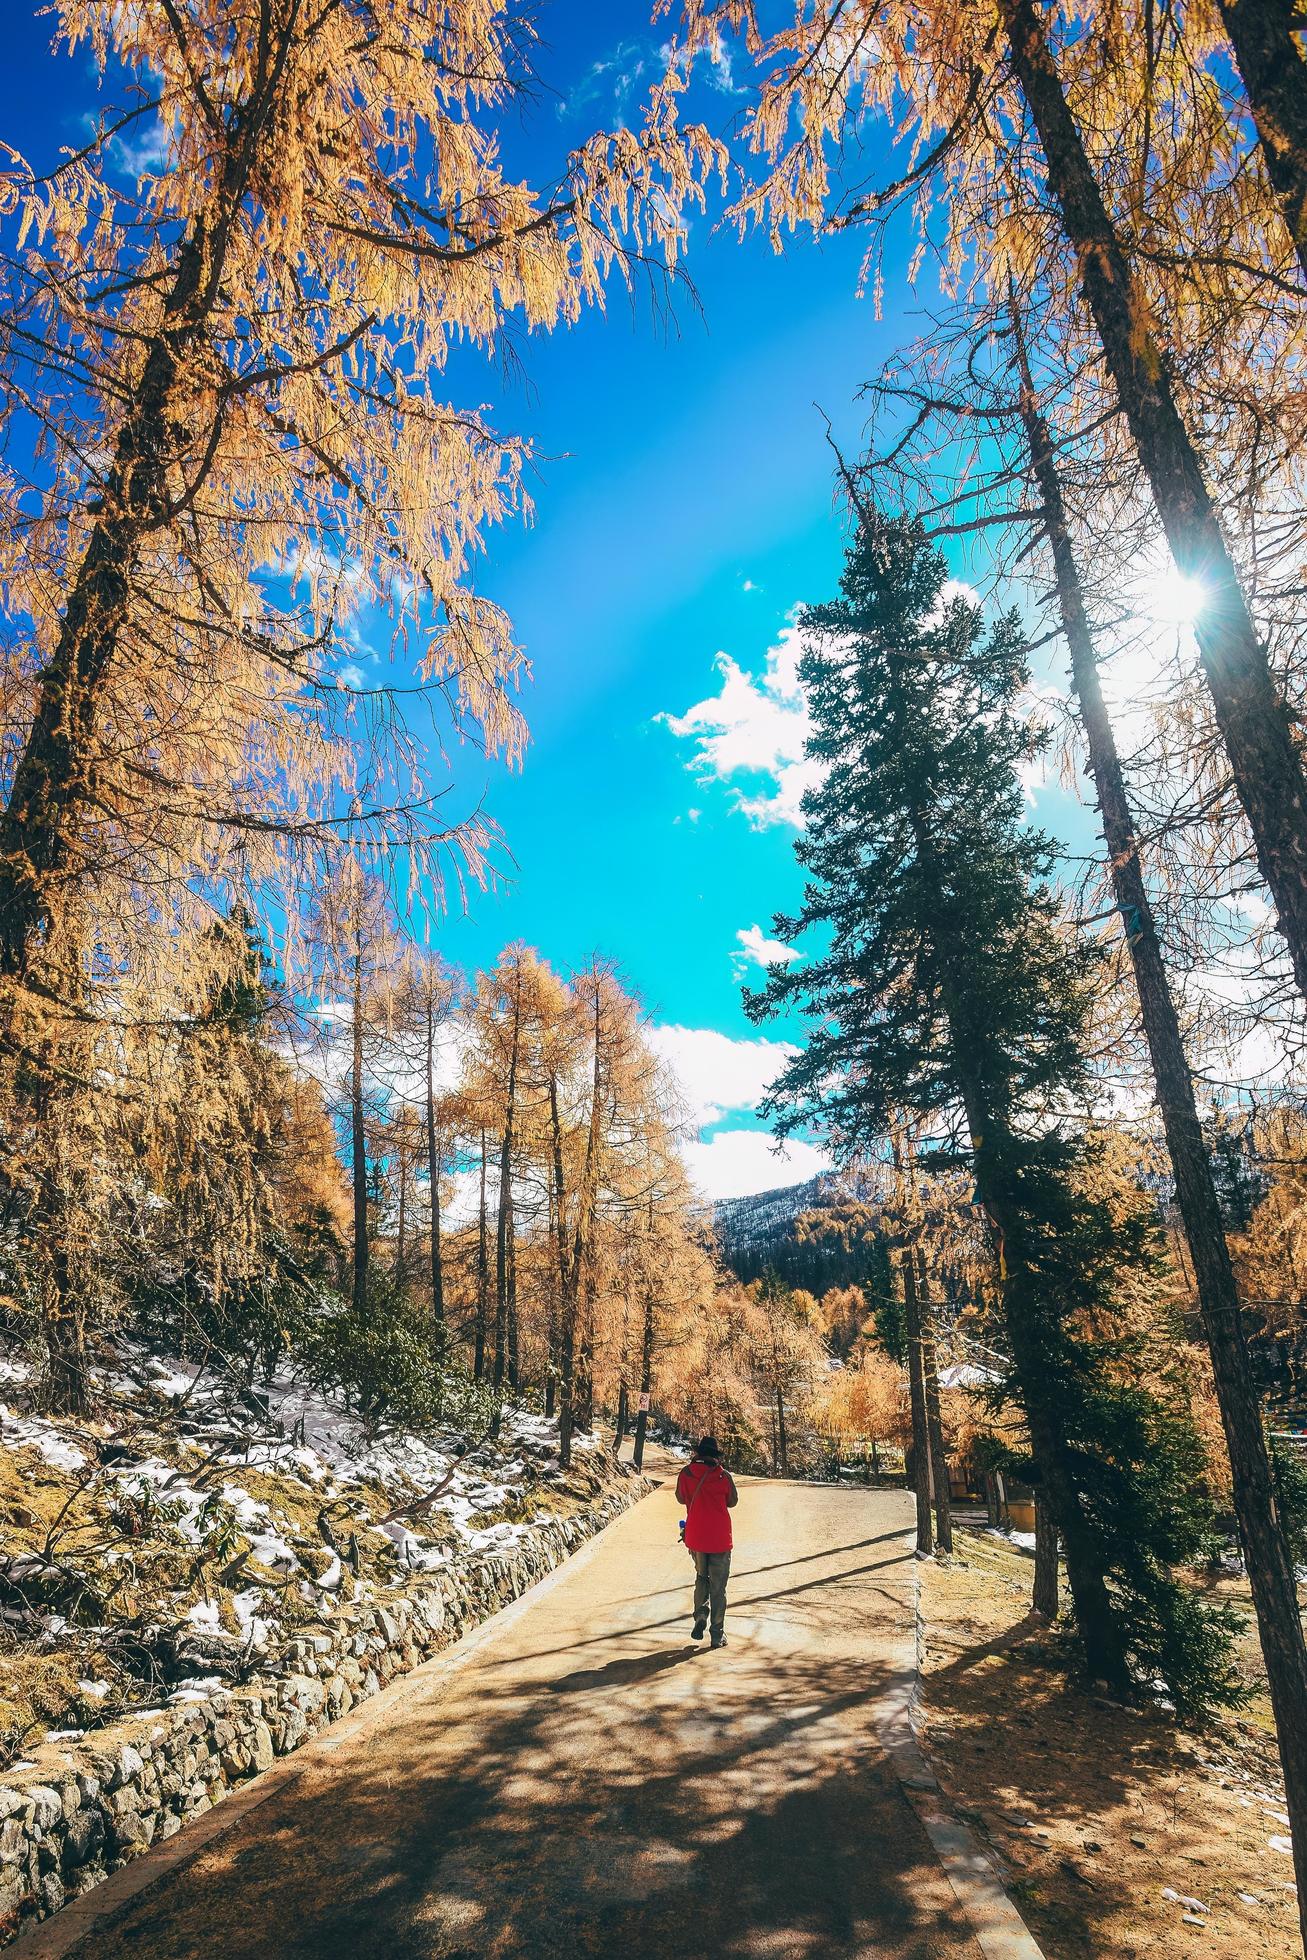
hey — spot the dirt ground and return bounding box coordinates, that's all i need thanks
[917,1529,1301,1958]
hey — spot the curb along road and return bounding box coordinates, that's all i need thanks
[874,1541,1047,1960]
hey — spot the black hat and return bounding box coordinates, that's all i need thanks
[695,1435,721,1461]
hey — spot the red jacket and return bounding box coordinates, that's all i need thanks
[676,1459,737,1553]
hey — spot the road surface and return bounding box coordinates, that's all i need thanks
[50,1475,988,1959]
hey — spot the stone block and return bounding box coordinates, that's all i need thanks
[107,1745,143,1793]
[61,1806,104,1871]
[27,1788,61,1833]
[36,1870,64,1917]
[373,1608,399,1646]
[0,1871,30,1923]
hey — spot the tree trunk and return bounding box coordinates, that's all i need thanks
[561,985,604,1466]
[900,1249,935,1554]
[493,975,522,1391]
[986,1472,1002,1529]
[775,1383,789,1476]
[33,1029,95,1414]
[614,1381,629,1453]
[1000,0,1307,1006]
[916,1246,955,1553]
[974,1135,1131,1690]
[0,238,210,980]
[474,1128,488,1381]
[492,1157,510,1389]
[395,1137,407,1284]
[1034,1502,1060,1618]
[1010,1289,1127,1685]
[507,1209,519,1393]
[543,1181,559,1418]
[1218,0,1307,283]
[575,1266,596,1432]
[558,1296,576,1469]
[0,44,285,988]
[350,948,368,1318]
[897,759,1127,1677]
[632,1285,655,1471]
[42,1226,92,1417]
[547,1075,569,1428]
[1014,324,1307,1916]
[938,1005,1129,1683]
[425,1010,443,1328]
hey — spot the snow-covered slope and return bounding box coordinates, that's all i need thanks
[713,1174,830,1256]
[712,1170,889,1292]
[0,1338,629,1768]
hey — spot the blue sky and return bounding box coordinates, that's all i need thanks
[1,1,1103,1199]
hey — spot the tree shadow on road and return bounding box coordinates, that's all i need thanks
[491,1551,916,1673]
[75,1641,987,1960]
[620,1529,914,1607]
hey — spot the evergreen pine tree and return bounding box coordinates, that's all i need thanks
[750,510,1238,1708]
[870,1273,908,1366]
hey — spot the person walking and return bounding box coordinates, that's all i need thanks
[676,1435,738,1649]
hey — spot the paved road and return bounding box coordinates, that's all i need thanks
[56,1475,986,1959]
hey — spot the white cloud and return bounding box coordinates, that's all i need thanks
[922,576,981,627]
[658,622,825,829]
[283,543,366,601]
[96,107,173,178]
[1016,749,1047,809]
[295,1005,826,1209]
[116,122,170,175]
[293,1001,470,1110]
[707,39,747,95]
[565,38,648,118]
[648,1022,795,1128]
[683,1129,832,1203]
[733,923,800,972]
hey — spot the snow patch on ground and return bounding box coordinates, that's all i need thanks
[0,1405,87,1471]
[1,1331,623,1761]
[983,1525,1036,1553]
[231,1590,272,1649]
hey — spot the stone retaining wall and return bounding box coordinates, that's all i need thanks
[0,1477,646,1945]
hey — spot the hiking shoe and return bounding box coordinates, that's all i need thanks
[710,1634,727,1649]
[691,1619,706,1640]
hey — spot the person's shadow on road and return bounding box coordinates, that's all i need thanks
[547,1647,700,1695]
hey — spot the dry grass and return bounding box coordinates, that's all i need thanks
[918,1528,1301,1958]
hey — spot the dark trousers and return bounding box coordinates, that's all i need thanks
[691,1549,731,1638]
